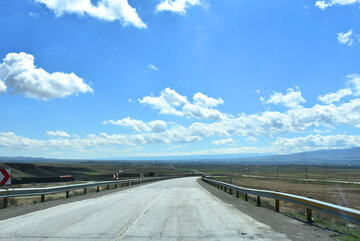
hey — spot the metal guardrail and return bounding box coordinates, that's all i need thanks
[0,176,171,208]
[201,177,360,225]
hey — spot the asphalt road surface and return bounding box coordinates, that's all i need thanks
[0,177,302,240]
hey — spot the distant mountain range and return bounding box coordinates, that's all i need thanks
[1,147,360,165]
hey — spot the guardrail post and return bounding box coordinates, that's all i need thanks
[307,208,313,223]
[224,187,227,193]
[236,191,239,198]
[96,186,100,192]
[107,185,110,190]
[115,184,117,189]
[257,196,261,207]
[245,193,248,201]
[275,199,280,212]
[220,185,223,190]
[121,183,124,187]
[3,197,8,208]
[66,190,69,198]
[84,188,87,194]
[41,194,45,202]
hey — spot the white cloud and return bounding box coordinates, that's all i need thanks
[5,129,360,156]
[272,134,360,153]
[0,132,132,150]
[246,136,258,143]
[318,88,352,104]
[156,0,202,14]
[337,29,354,46]
[4,75,360,156]
[263,88,305,108]
[139,88,226,120]
[0,52,93,100]
[318,74,360,104]
[104,118,168,133]
[46,130,71,138]
[149,120,167,133]
[193,92,223,107]
[212,138,235,146]
[182,103,224,120]
[315,0,360,9]
[139,88,187,116]
[347,73,360,95]
[104,117,151,132]
[35,0,146,28]
[147,64,159,71]
[0,80,6,93]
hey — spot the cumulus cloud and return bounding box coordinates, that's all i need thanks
[193,92,223,107]
[337,29,354,46]
[104,117,151,132]
[137,80,360,139]
[318,74,360,104]
[246,136,258,143]
[5,74,360,156]
[46,130,71,138]
[318,88,352,104]
[156,0,203,14]
[263,88,305,108]
[139,88,225,120]
[212,138,235,146]
[347,74,360,95]
[0,52,93,100]
[138,88,187,116]
[147,64,159,71]
[0,80,6,93]
[272,134,360,153]
[182,103,224,120]
[315,0,360,9]
[35,0,146,28]
[148,120,168,133]
[0,132,131,150]
[104,117,168,133]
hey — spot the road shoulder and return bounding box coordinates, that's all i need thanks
[197,178,338,241]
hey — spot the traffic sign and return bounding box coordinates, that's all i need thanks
[113,173,118,180]
[0,169,11,185]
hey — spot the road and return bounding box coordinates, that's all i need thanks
[0,177,291,240]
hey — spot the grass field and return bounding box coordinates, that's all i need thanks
[175,164,360,181]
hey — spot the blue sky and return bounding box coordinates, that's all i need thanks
[1,0,360,159]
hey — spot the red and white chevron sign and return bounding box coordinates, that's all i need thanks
[113,173,118,180]
[0,169,11,185]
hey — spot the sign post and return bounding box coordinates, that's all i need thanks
[0,169,11,185]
